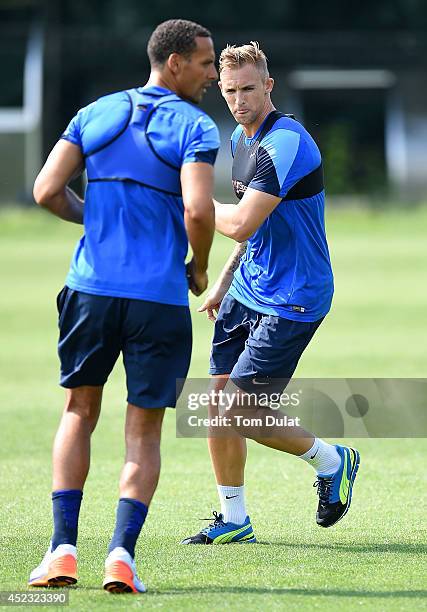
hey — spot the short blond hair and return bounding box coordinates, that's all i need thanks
[219,41,268,77]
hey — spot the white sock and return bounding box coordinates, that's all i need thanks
[217,485,247,525]
[299,438,341,475]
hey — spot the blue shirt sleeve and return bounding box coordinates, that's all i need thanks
[61,111,83,149]
[182,114,220,166]
[61,92,131,156]
[230,125,243,159]
[249,129,300,198]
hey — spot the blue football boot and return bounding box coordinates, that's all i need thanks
[181,511,256,544]
[314,445,360,527]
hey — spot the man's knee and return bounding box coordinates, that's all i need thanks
[125,405,165,444]
[63,386,102,427]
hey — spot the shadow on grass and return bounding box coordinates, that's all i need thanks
[75,585,427,599]
[255,541,427,554]
[144,587,426,599]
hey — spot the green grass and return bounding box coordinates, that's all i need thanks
[0,205,426,611]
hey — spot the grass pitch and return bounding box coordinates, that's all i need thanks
[0,205,426,611]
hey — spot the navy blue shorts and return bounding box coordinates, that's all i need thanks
[209,294,323,393]
[57,287,192,408]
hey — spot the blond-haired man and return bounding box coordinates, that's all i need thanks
[182,42,360,544]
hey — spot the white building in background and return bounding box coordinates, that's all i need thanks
[0,25,43,202]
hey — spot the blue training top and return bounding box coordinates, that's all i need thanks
[61,85,220,306]
[228,111,334,322]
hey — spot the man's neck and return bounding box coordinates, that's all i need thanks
[242,100,275,138]
[145,71,176,95]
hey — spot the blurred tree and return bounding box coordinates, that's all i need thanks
[2,0,427,30]
[304,88,387,195]
[2,0,424,196]
[55,0,427,30]
[321,124,352,195]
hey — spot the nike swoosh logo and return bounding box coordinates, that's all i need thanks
[252,378,270,385]
[310,448,319,460]
[225,495,238,499]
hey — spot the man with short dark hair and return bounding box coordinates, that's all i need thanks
[182,42,360,545]
[29,19,219,593]
[148,19,211,69]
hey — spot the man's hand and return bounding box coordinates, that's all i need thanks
[198,241,247,320]
[198,279,229,321]
[186,258,208,296]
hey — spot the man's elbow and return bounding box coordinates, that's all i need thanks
[33,177,59,208]
[184,202,215,224]
[229,223,253,242]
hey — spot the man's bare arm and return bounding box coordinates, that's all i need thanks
[181,162,215,295]
[214,187,282,242]
[198,241,247,321]
[218,240,247,282]
[33,140,85,224]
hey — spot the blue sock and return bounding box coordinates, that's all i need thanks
[108,498,148,558]
[51,489,83,551]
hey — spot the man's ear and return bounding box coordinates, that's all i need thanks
[218,80,223,93]
[167,53,182,75]
[265,77,274,94]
